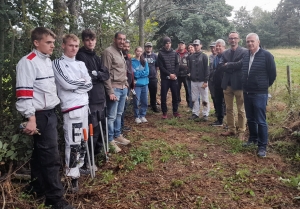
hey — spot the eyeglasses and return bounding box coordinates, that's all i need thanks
[228,37,239,40]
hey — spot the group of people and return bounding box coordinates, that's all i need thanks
[15,27,276,209]
[158,32,276,161]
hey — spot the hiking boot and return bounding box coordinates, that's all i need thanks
[173,112,181,118]
[122,126,131,132]
[70,178,79,193]
[79,168,91,175]
[110,140,122,153]
[221,131,235,136]
[135,118,142,124]
[200,115,208,122]
[162,112,168,119]
[257,149,267,158]
[152,107,160,113]
[114,135,130,145]
[189,114,199,120]
[209,121,223,127]
[140,117,148,123]
[47,199,74,209]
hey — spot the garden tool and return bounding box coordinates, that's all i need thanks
[83,128,93,178]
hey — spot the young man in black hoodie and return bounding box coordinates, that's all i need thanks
[76,29,109,171]
[157,36,180,119]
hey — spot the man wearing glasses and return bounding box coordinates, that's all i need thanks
[219,31,248,140]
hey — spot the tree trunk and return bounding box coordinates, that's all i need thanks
[139,0,144,46]
[67,0,80,34]
[52,0,67,56]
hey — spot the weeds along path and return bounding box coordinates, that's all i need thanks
[70,103,300,209]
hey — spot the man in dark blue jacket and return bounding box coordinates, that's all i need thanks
[157,36,180,119]
[242,33,276,157]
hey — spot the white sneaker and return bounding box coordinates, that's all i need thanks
[86,164,98,172]
[140,117,148,123]
[114,135,131,145]
[109,140,121,153]
[135,118,142,124]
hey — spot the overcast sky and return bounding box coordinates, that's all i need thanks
[226,0,281,13]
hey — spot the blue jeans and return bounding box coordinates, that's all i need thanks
[133,85,148,118]
[243,93,268,150]
[107,88,128,142]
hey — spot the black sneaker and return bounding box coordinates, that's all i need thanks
[257,149,267,158]
[152,107,160,113]
[209,121,223,126]
[47,199,74,209]
[122,126,131,132]
[79,168,91,175]
[189,114,199,120]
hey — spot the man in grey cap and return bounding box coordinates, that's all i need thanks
[187,39,210,121]
[208,42,217,116]
[144,42,160,113]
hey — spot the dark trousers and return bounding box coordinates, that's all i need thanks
[214,87,225,123]
[244,93,268,150]
[121,88,130,128]
[88,103,105,157]
[177,76,190,105]
[161,79,178,113]
[148,78,158,108]
[31,109,64,205]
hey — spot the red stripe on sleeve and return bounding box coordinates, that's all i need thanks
[16,90,33,98]
[27,53,36,60]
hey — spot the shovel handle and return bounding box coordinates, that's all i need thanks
[83,128,88,141]
[89,124,93,136]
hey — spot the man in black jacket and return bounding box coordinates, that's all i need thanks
[157,36,180,119]
[219,32,247,140]
[176,41,190,107]
[187,39,210,121]
[76,29,109,171]
[144,42,159,113]
[242,33,276,157]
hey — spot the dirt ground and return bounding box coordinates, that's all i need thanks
[5,90,300,209]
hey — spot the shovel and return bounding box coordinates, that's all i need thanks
[83,128,93,178]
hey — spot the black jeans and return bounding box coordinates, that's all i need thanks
[161,79,178,113]
[177,76,190,105]
[31,109,64,205]
[148,78,158,108]
[214,87,225,123]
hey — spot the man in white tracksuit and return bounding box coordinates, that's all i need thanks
[53,34,92,192]
[187,39,210,121]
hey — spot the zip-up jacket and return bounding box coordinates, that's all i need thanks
[76,46,109,104]
[176,49,189,77]
[143,52,158,79]
[52,54,92,112]
[16,49,60,118]
[102,44,128,95]
[157,47,179,80]
[242,48,276,94]
[187,51,209,82]
[132,58,149,87]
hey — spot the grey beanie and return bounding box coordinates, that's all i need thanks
[163,36,171,45]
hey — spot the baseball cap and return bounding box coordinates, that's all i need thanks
[210,42,216,47]
[193,39,201,45]
[179,40,185,44]
[145,42,153,47]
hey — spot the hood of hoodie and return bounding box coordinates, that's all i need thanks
[78,46,96,55]
[176,49,188,57]
[159,47,174,53]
